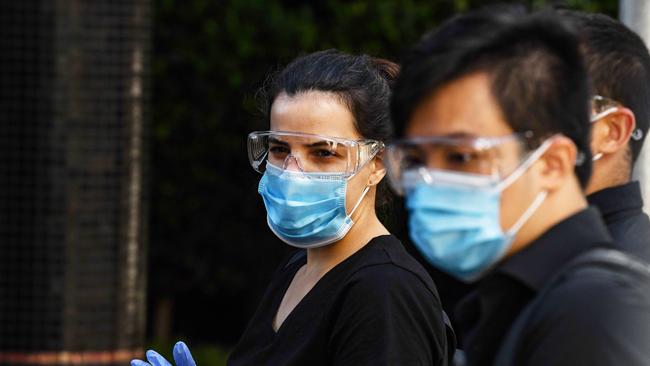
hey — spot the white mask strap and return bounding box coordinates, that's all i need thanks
[506,190,548,236]
[590,107,618,123]
[592,152,603,162]
[349,186,371,218]
[495,137,556,192]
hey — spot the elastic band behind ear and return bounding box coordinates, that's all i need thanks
[575,151,586,166]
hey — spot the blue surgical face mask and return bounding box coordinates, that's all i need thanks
[405,139,553,282]
[258,164,370,248]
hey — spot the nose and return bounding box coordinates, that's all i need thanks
[282,155,304,172]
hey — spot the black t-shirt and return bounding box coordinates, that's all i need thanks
[456,208,621,365]
[228,235,448,366]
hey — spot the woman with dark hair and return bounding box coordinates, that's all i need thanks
[132,49,448,366]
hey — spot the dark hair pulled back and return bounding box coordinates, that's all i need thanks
[259,49,398,210]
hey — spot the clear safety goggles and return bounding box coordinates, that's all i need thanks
[385,131,539,195]
[247,131,384,177]
[591,95,643,141]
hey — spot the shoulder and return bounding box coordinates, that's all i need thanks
[328,236,448,365]
[537,252,650,321]
[548,252,650,307]
[608,212,650,262]
[520,255,650,363]
[342,235,441,304]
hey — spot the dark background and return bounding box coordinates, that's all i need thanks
[148,0,618,354]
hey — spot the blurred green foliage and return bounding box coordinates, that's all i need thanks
[151,0,618,347]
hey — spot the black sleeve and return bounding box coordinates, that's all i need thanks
[518,268,650,366]
[328,264,447,366]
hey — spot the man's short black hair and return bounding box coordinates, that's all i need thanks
[391,6,592,187]
[559,9,650,165]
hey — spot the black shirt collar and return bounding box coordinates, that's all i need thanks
[495,207,613,292]
[587,181,645,220]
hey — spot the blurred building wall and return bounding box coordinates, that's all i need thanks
[0,1,149,365]
[621,0,650,215]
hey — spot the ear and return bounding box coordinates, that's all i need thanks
[367,152,387,187]
[591,108,636,157]
[537,136,579,192]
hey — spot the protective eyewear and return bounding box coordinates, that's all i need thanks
[385,131,537,195]
[591,95,643,141]
[247,131,384,177]
[591,95,620,122]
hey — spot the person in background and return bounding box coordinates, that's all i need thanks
[559,9,650,261]
[386,6,650,365]
[133,49,449,366]
[431,9,650,351]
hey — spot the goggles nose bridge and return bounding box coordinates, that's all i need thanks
[282,154,305,172]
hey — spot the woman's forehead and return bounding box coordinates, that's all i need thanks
[270,91,362,140]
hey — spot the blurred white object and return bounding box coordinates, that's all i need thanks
[621,0,650,215]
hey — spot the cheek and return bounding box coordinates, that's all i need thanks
[499,170,538,231]
[344,169,371,213]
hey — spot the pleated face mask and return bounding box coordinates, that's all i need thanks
[249,131,383,249]
[403,139,553,282]
[258,164,370,248]
[385,131,562,282]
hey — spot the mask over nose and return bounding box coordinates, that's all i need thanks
[405,139,554,282]
[258,163,369,248]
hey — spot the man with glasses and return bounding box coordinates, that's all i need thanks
[560,10,650,262]
[387,6,650,366]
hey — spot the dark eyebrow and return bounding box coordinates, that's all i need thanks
[268,137,289,146]
[304,140,332,148]
[268,137,333,150]
[406,130,479,140]
[441,132,479,139]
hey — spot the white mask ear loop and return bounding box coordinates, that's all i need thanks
[494,137,556,192]
[506,190,548,236]
[492,137,553,236]
[589,113,608,162]
[590,107,618,123]
[349,186,371,218]
[348,150,381,218]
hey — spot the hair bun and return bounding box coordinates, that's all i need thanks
[371,58,400,83]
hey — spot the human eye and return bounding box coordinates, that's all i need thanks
[440,146,491,174]
[445,150,479,165]
[403,147,425,169]
[269,144,290,156]
[312,148,338,158]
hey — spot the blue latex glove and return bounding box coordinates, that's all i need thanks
[131,341,196,366]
